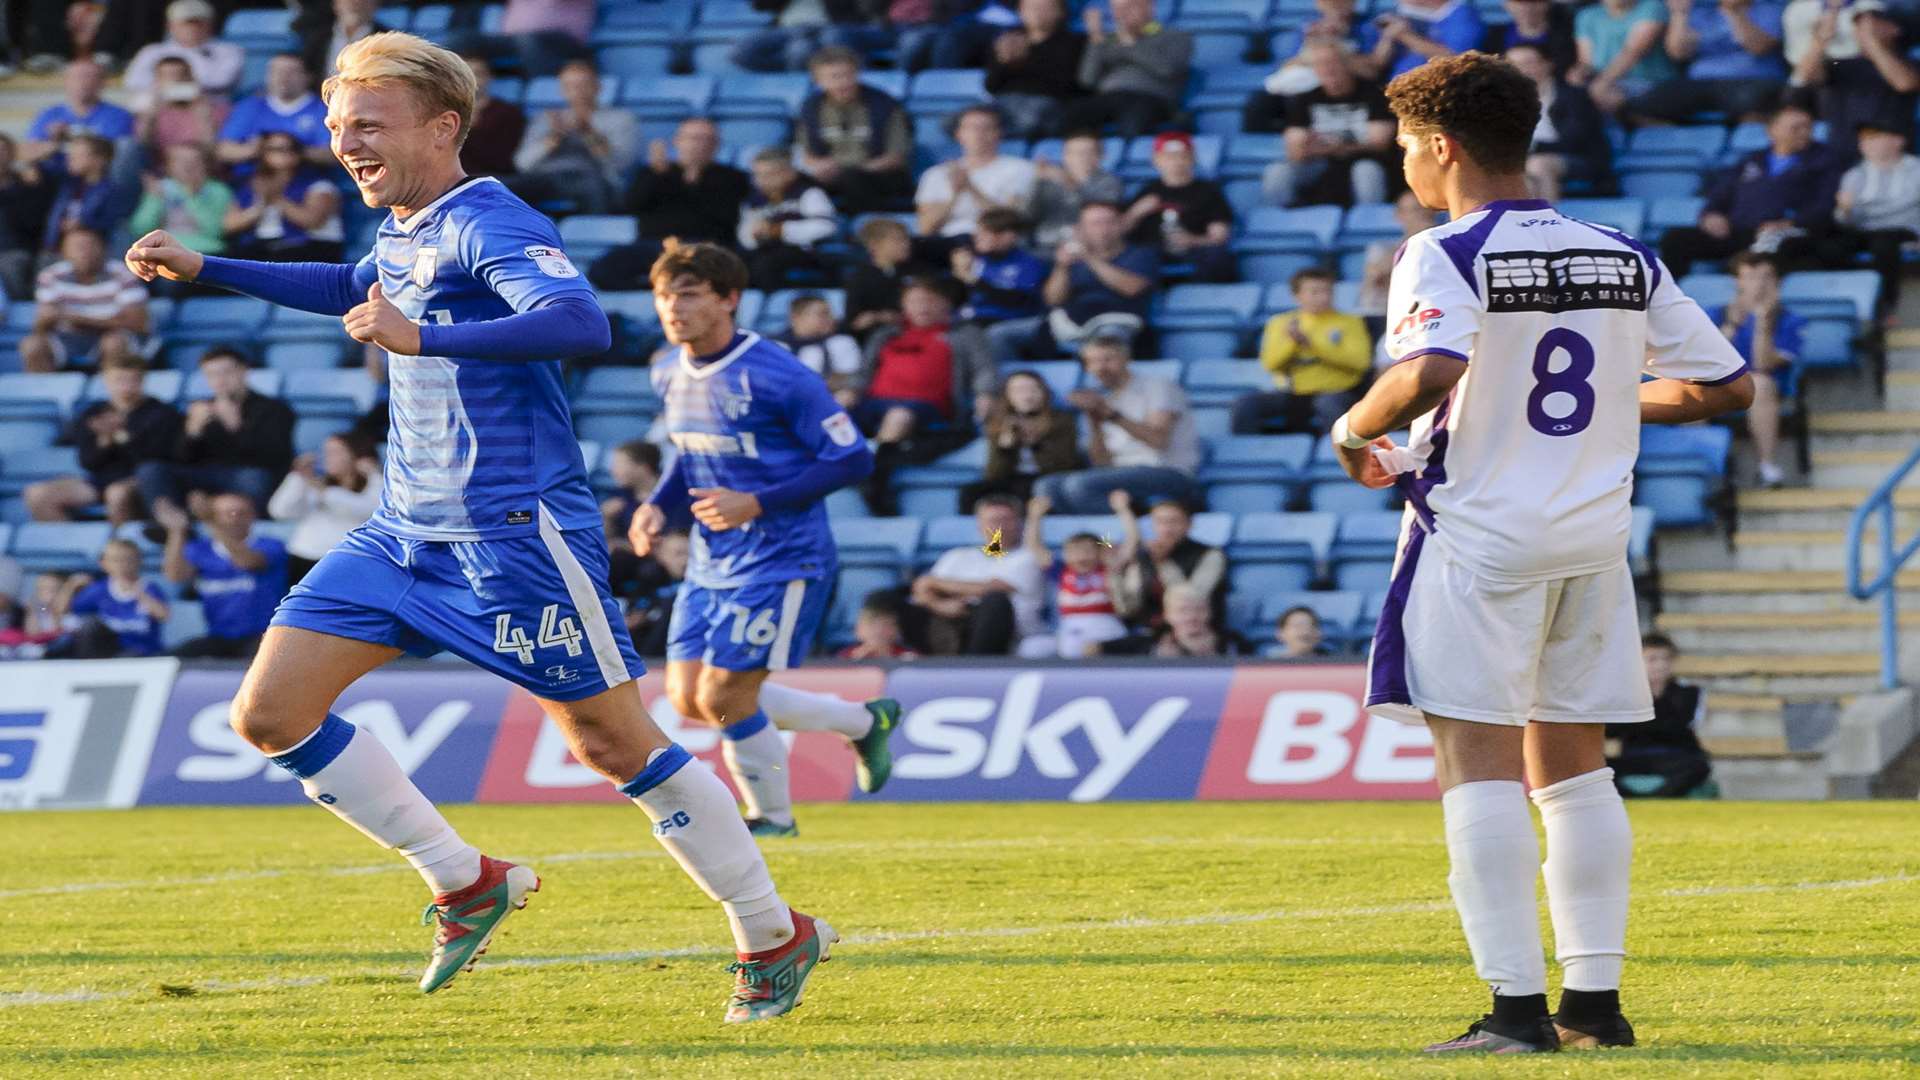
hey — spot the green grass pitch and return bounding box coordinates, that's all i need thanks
[1,802,1916,1078]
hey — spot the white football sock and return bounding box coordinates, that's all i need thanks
[757,682,873,739]
[622,745,795,954]
[719,712,793,826]
[1532,767,1632,991]
[1442,780,1548,997]
[271,715,481,895]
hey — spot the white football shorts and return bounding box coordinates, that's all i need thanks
[1364,525,1655,727]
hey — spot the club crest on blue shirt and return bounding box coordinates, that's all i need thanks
[717,371,753,420]
[411,247,438,289]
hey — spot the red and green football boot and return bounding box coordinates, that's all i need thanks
[723,910,838,1023]
[417,855,541,994]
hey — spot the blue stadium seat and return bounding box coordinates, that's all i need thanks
[1204,480,1291,515]
[260,307,348,344]
[560,215,639,265]
[293,417,350,456]
[284,369,376,419]
[1029,137,1124,172]
[756,288,844,335]
[1640,423,1730,474]
[1647,195,1707,242]
[1158,329,1245,359]
[411,3,454,32]
[1189,67,1268,111]
[827,566,903,644]
[1783,270,1878,325]
[264,342,345,372]
[1194,107,1241,136]
[825,487,870,520]
[183,369,282,401]
[1229,511,1337,564]
[1635,424,1729,528]
[918,514,983,565]
[1559,198,1646,237]
[908,69,989,113]
[616,75,717,118]
[597,45,674,79]
[1678,272,1735,311]
[1203,434,1313,480]
[897,487,958,519]
[1309,481,1396,513]
[1189,404,1234,442]
[524,74,620,110]
[577,366,659,407]
[162,599,207,651]
[9,521,111,572]
[0,373,86,421]
[1799,318,1856,369]
[222,8,293,41]
[1231,560,1316,595]
[713,73,812,119]
[81,369,181,406]
[695,0,773,30]
[1188,33,1257,68]
[1239,205,1342,253]
[1620,171,1701,200]
[171,296,273,343]
[1629,505,1655,577]
[1726,121,1768,156]
[375,6,412,30]
[0,447,81,498]
[1155,282,1262,332]
[0,419,59,455]
[1006,360,1082,403]
[1237,251,1320,286]
[1178,0,1273,27]
[1619,125,1726,171]
[1226,591,1265,638]
[1186,511,1233,548]
[1259,590,1364,642]
[829,517,922,570]
[716,117,793,155]
[1185,358,1272,407]
[575,411,651,445]
[1218,132,1282,183]
[1338,202,1434,250]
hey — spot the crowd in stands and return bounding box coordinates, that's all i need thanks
[0,0,1903,697]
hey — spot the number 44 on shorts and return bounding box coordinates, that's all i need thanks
[493,604,585,665]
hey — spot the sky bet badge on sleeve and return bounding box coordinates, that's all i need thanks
[524,246,579,278]
[0,659,178,810]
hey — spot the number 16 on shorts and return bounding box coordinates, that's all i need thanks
[493,603,585,665]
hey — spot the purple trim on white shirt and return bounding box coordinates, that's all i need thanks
[1693,360,1751,386]
[1391,346,1470,366]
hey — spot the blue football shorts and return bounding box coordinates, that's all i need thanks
[666,577,831,672]
[272,522,645,701]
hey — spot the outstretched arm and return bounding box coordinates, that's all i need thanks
[128,228,368,315]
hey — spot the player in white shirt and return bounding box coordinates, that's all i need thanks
[1328,54,1756,1054]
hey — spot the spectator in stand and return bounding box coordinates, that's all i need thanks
[1573,0,1676,114]
[138,347,297,527]
[300,0,392,80]
[49,540,170,659]
[123,0,243,96]
[134,55,230,157]
[847,276,996,510]
[600,439,663,545]
[1608,632,1714,796]
[25,354,181,526]
[964,369,1082,507]
[1234,267,1371,435]
[222,131,345,263]
[0,135,48,299]
[1038,334,1199,512]
[267,431,380,587]
[1367,0,1485,81]
[587,118,750,291]
[1785,0,1918,144]
[1063,0,1192,138]
[1507,43,1612,200]
[1103,582,1248,656]
[796,46,914,215]
[460,54,528,179]
[1626,0,1787,124]
[22,226,147,373]
[40,134,133,252]
[985,0,1088,139]
[905,493,1046,655]
[1270,605,1334,660]
[916,105,1037,252]
[510,57,639,215]
[779,293,864,388]
[1835,121,1920,315]
[988,201,1160,363]
[738,148,839,290]
[1029,132,1127,251]
[730,0,870,72]
[952,207,1048,323]
[129,143,232,261]
[836,592,921,660]
[1250,41,1395,208]
[620,528,687,656]
[1017,493,1133,657]
[444,0,594,77]
[1121,131,1235,282]
[1269,0,1372,74]
[855,0,1002,73]
[162,490,289,659]
[216,53,332,172]
[1481,0,1579,75]
[25,58,134,161]
[844,216,914,341]
[1659,100,1844,275]
[1712,251,1805,487]
[1110,492,1226,629]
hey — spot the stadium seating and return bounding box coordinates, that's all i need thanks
[9,521,113,573]
[0,374,85,421]
[1635,424,1731,528]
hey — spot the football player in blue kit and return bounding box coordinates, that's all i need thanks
[630,241,901,838]
[124,32,835,1022]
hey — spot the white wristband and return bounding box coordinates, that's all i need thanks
[1331,414,1370,450]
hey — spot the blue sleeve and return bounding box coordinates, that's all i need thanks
[416,296,612,361]
[216,99,255,143]
[751,369,874,512]
[196,252,375,316]
[69,581,104,616]
[454,204,598,314]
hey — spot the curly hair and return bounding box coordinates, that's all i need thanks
[1385,52,1539,175]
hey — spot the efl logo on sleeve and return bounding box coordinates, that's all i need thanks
[524,245,579,278]
[821,411,859,447]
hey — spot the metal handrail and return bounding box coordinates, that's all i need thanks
[1845,441,1920,689]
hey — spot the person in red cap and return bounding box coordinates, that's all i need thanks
[1120,131,1237,282]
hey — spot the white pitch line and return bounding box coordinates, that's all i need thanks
[2,870,1913,1011]
[0,835,1398,902]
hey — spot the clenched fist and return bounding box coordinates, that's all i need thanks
[125,230,205,283]
[343,282,421,355]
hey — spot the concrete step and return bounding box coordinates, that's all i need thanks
[1697,691,1792,740]
[1882,371,1920,411]
[1810,448,1908,488]
[1710,752,1831,799]
[1658,569,1920,613]
[1676,650,1881,695]
[1657,529,1877,573]
[1657,609,1913,653]
[1810,410,1920,434]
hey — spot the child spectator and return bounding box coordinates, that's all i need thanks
[1607,632,1713,796]
[844,216,914,341]
[1234,267,1373,435]
[600,439,663,545]
[9,574,69,651]
[129,143,233,260]
[51,539,169,658]
[26,353,181,527]
[1269,604,1333,659]
[1712,252,1804,487]
[837,592,922,660]
[779,293,864,389]
[1019,494,1132,657]
[162,490,290,658]
[950,207,1048,323]
[738,148,838,290]
[1835,121,1920,317]
[267,431,381,587]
